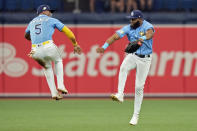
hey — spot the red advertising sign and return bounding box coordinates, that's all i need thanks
[0,25,197,95]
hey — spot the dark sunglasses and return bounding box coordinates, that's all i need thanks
[131,18,138,21]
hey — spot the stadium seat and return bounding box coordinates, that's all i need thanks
[163,0,179,11]
[47,0,62,11]
[95,0,105,13]
[180,0,193,11]
[152,0,164,11]
[20,0,34,11]
[0,0,3,11]
[192,0,197,11]
[4,0,20,11]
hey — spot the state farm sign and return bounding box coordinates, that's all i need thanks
[0,25,197,94]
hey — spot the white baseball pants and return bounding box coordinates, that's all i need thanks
[32,40,66,97]
[118,53,152,116]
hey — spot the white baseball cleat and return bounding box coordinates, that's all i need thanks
[129,115,139,126]
[111,93,124,102]
[57,88,68,95]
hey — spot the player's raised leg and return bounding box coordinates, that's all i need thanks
[111,54,136,102]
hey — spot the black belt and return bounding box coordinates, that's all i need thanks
[135,53,150,58]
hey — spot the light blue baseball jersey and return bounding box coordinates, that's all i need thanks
[25,14,64,44]
[116,20,154,55]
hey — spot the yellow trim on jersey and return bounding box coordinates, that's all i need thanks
[32,44,36,48]
[32,40,50,47]
[62,26,78,47]
[43,41,49,45]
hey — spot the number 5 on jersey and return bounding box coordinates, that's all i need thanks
[35,24,41,34]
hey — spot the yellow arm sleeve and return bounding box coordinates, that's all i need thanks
[61,26,78,46]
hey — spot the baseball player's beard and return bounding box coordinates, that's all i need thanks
[131,21,141,29]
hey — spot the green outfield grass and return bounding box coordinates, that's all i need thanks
[0,99,197,131]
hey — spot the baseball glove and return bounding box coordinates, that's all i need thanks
[124,41,142,53]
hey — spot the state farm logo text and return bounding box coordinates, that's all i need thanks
[0,43,28,77]
[1,43,197,77]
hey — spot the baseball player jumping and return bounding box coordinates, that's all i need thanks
[24,5,82,100]
[97,10,154,125]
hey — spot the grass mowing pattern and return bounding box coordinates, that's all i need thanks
[0,99,197,131]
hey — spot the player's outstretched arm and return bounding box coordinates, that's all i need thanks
[96,33,120,54]
[61,26,82,54]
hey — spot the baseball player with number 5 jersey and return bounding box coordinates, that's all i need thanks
[25,5,82,100]
[97,10,155,125]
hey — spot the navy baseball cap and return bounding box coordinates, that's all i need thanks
[37,5,55,14]
[126,10,143,19]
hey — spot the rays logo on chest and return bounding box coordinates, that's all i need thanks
[139,31,145,36]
